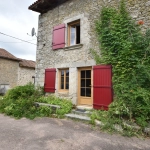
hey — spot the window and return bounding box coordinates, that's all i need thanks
[52,20,81,50]
[59,69,69,90]
[68,20,80,46]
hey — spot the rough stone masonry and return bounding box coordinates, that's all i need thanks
[35,0,150,104]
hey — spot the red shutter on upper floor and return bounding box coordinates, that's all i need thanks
[44,68,56,93]
[93,65,113,110]
[52,24,65,50]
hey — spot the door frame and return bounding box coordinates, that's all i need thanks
[77,67,93,106]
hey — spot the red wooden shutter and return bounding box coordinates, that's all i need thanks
[44,68,56,93]
[93,65,113,110]
[52,24,65,50]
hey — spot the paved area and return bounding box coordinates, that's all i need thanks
[0,114,150,150]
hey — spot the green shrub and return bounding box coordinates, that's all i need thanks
[38,96,73,117]
[0,83,72,119]
[5,83,35,100]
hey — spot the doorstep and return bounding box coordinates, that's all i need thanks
[76,105,93,110]
[65,106,92,122]
[65,113,91,122]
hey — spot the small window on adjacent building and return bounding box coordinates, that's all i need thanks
[59,69,69,91]
[68,20,80,46]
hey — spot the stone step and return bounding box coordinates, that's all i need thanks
[72,109,91,116]
[76,105,93,110]
[65,113,91,122]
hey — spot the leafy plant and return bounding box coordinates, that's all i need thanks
[91,0,150,136]
[38,96,73,118]
[0,83,72,119]
[5,83,35,100]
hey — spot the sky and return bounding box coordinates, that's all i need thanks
[0,0,39,61]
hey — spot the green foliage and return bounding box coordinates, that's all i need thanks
[91,0,150,136]
[0,96,3,101]
[38,96,73,118]
[5,83,35,100]
[0,83,72,119]
[4,98,34,118]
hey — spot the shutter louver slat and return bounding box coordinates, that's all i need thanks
[93,65,113,110]
[44,68,56,93]
[52,24,65,50]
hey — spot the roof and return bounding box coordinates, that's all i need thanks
[19,59,36,69]
[0,48,19,61]
[29,0,70,13]
[0,48,35,69]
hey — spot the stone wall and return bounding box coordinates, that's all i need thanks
[35,0,150,104]
[0,58,18,88]
[17,67,35,86]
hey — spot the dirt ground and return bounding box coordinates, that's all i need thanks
[0,114,150,150]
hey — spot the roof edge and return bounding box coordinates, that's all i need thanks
[28,0,70,13]
[0,56,20,62]
[19,65,35,69]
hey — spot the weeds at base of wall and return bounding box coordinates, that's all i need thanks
[0,83,73,120]
[90,109,150,138]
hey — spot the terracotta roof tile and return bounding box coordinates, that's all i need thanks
[28,0,69,13]
[28,0,43,11]
[29,0,42,8]
[0,48,36,69]
[19,59,36,69]
[0,48,19,61]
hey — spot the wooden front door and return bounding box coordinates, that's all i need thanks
[78,67,92,106]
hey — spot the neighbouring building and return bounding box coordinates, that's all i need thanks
[0,48,35,94]
[28,0,150,109]
[17,58,36,86]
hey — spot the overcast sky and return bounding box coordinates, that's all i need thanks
[0,0,39,61]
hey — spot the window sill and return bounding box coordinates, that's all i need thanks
[58,90,69,94]
[63,44,83,51]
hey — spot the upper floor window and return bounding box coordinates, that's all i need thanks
[68,20,80,46]
[52,20,81,50]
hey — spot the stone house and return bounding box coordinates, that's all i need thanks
[29,0,150,109]
[0,48,35,93]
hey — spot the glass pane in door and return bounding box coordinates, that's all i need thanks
[81,71,85,78]
[86,88,91,97]
[86,70,91,78]
[81,88,86,96]
[86,79,91,87]
[81,79,85,87]
[80,70,91,97]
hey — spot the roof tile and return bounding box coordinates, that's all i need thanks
[19,59,36,69]
[0,48,35,69]
[0,48,19,61]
